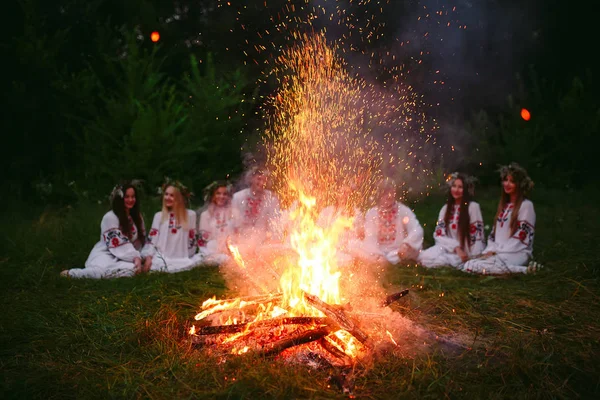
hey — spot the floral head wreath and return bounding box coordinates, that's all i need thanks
[499,162,534,194]
[109,179,143,202]
[158,177,193,199]
[109,184,124,202]
[446,172,477,197]
[203,180,232,203]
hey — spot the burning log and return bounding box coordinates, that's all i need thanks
[382,289,409,307]
[195,294,283,321]
[195,317,329,335]
[303,292,371,348]
[259,326,333,357]
[319,336,353,361]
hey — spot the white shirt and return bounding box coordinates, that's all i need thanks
[364,202,424,253]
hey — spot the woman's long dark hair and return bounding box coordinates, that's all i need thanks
[493,163,532,235]
[444,174,472,250]
[112,184,145,244]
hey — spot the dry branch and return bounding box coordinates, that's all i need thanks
[382,289,409,307]
[303,292,371,347]
[259,326,333,357]
[319,336,353,361]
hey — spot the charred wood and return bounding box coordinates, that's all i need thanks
[259,326,332,357]
[195,317,329,335]
[382,289,409,307]
[303,292,371,347]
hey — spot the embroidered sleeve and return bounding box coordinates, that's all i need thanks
[198,211,211,248]
[104,228,130,249]
[512,220,534,249]
[100,213,140,262]
[197,230,210,248]
[434,220,447,238]
[467,203,485,256]
[433,206,448,238]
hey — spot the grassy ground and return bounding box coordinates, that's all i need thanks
[1,187,599,399]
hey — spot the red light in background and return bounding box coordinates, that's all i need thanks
[521,108,531,121]
[150,31,160,42]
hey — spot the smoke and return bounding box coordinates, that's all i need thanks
[395,0,541,113]
[304,0,543,174]
[311,0,541,114]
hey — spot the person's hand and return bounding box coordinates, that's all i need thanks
[455,247,468,262]
[133,257,143,274]
[398,243,412,259]
[143,256,153,272]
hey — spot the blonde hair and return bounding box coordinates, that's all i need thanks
[161,185,189,229]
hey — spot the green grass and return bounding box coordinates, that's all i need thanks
[1,187,599,399]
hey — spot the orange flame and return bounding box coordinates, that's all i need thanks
[278,186,354,316]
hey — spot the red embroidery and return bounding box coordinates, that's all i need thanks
[245,195,263,226]
[519,230,527,241]
[189,229,196,239]
[378,205,398,244]
[149,229,158,236]
[451,223,457,230]
[215,210,227,232]
[435,229,442,237]
[197,230,209,247]
[111,237,119,247]
[171,228,178,234]
[498,204,514,228]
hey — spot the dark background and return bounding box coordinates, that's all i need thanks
[2,0,597,202]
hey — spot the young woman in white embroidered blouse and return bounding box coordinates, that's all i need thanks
[198,181,239,266]
[461,163,536,274]
[419,173,485,268]
[142,180,201,273]
[61,182,146,279]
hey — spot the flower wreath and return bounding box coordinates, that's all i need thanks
[446,172,477,197]
[158,177,193,199]
[203,180,232,203]
[499,162,534,194]
[109,179,144,202]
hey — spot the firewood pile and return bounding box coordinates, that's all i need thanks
[190,289,409,364]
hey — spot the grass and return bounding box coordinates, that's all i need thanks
[1,187,599,399]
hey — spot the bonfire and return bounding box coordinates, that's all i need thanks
[189,189,409,361]
[188,33,432,392]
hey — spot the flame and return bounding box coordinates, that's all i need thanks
[227,241,246,270]
[279,189,352,316]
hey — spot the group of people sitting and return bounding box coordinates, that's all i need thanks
[61,162,539,279]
